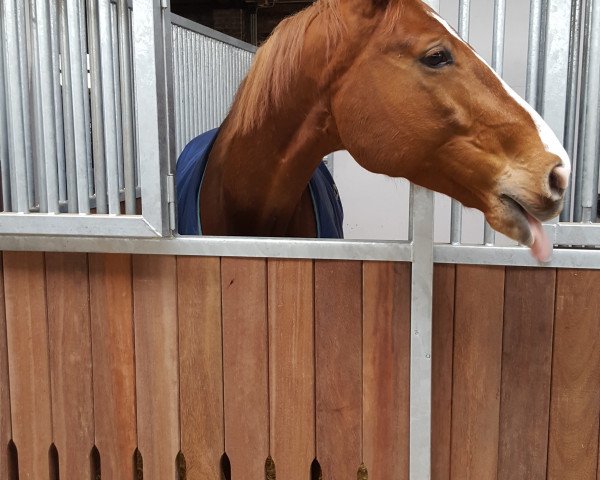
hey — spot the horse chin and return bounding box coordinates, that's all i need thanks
[486,196,553,262]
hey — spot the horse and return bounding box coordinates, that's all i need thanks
[176,0,571,262]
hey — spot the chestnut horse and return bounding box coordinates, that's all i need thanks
[188,0,571,260]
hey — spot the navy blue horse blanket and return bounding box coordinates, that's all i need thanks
[176,128,344,238]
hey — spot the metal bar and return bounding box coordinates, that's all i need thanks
[34,0,60,213]
[59,0,79,213]
[170,13,256,53]
[117,0,137,214]
[561,0,583,222]
[484,0,507,244]
[98,0,120,214]
[111,3,124,194]
[526,0,544,107]
[67,0,91,213]
[192,32,199,137]
[184,29,191,144]
[409,185,434,480]
[581,0,600,222]
[87,0,108,214]
[177,27,184,152]
[450,0,471,245]
[132,0,172,235]
[50,0,66,204]
[0,4,11,211]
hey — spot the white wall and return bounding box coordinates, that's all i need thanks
[332,0,570,243]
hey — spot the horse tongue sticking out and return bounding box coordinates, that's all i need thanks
[194,0,569,259]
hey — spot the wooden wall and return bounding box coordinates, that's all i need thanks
[0,252,599,479]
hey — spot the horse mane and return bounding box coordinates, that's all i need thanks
[227,0,405,135]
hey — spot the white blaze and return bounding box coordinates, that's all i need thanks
[428,11,571,175]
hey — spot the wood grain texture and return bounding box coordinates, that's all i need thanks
[45,253,94,479]
[133,255,180,479]
[450,265,505,480]
[3,251,52,480]
[362,262,411,479]
[432,264,456,480]
[547,270,600,480]
[315,260,362,480]
[222,258,269,478]
[177,256,225,479]
[0,253,11,480]
[89,253,137,480]
[498,268,556,480]
[268,259,315,480]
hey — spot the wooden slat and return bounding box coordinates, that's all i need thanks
[89,253,137,479]
[432,264,456,480]
[46,253,94,479]
[177,256,225,479]
[363,262,410,479]
[548,269,600,480]
[498,267,556,480]
[315,260,362,479]
[0,253,11,480]
[133,255,180,479]
[268,259,315,479]
[222,258,269,478]
[3,251,53,480]
[450,265,505,479]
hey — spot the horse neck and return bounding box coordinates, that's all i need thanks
[199,86,342,237]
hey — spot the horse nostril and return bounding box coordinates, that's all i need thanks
[549,165,569,198]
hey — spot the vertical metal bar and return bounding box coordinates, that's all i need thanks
[484,0,507,244]
[526,0,544,107]
[193,33,199,137]
[111,3,124,194]
[59,0,79,213]
[409,185,434,480]
[580,0,600,222]
[450,0,471,245]
[49,0,66,205]
[177,27,184,151]
[34,0,60,213]
[87,0,108,213]
[201,35,208,132]
[67,0,91,213]
[0,4,11,211]
[184,30,191,144]
[561,0,583,222]
[117,0,136,214]
[98,0,120,214]
[132,0,172,235]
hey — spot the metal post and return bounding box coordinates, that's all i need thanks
[526,0,544,108]
[132,0,173,234]
[561,0,583,222]
[484,0,507,245]
[117,0,137,214]
[87,0,108,214]
[98,0,121,214]
[0,4,11,211]
[59,0,79,213]
[579,0,600,222]
[34,0,60,213]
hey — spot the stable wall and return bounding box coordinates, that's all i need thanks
[0,252,599,479]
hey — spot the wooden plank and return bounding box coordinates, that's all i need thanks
[497,267,556,480]
[362,262,410,479]
[221,257,269,478]
[45,253,94,479]
[268,259,315,480]
[133,255,180,479]
[3,251,53,480]
[177,256,225,479]
[0,253,11,480]
[315,260,362,479]
[89,253,137,480]
[450,265,505,479]
[547,269,600,480]
[432,264,456,480]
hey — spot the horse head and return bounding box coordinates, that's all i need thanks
[328,0,570,258]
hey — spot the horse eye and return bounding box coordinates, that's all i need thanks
[421,50,453,68]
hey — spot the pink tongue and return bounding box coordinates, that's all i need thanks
[527,214,552,262]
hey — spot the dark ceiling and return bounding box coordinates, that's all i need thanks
[171,0,313,44]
